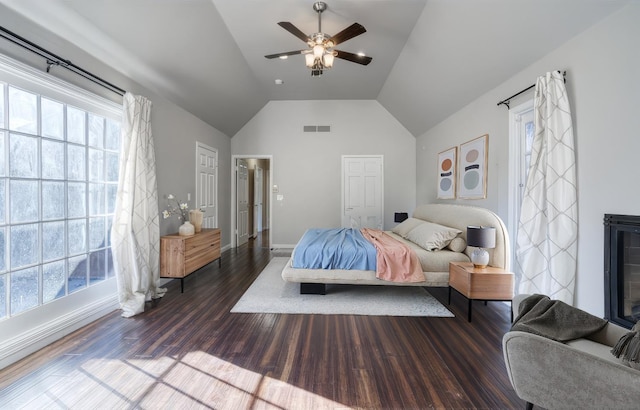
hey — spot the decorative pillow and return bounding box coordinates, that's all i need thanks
[391,217,426,238]
[446,237,467,253]
[405,222,462,251]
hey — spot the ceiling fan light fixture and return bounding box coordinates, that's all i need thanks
[322,52,334,68]
[305,53,315,67]
[313,44,324,59]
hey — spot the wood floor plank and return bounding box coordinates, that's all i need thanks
[0,231,523,409]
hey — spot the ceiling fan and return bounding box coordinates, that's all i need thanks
[265,1,372,76]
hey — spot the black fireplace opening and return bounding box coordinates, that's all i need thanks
[604,214,640,329]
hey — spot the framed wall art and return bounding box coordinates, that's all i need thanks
[458,134,488,199]
[437,146,457,199]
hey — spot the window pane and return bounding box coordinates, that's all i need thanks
[42,139,65,179]
[0,131,5,177]
[11,267,39,315]
[106,216,112,247]
[68,219,86,255]
[0,179,5,224]
[10,180,38,223]
[42,221,65,262]
[89,216,105,250]
[105,119,120,151]
[10,223,39,269]
[89,250,105,284]
[8,86,37,134]
[88,148,103,181]
[43,260,66,303]
[67,106,85,144]
[67,182,86,218]
[88,114,104,148]
[106,248,114,279]
[106,184,117,214]
[67,144,86,181]
[0,228,5,272]
[42,181,65,220]
[0,273,5,319]
[9,133,38,178]
[41,98,64,140]
[0,84,4,128]
[105,152,119,183]
[68,255,87,293]
[89,183,105,216]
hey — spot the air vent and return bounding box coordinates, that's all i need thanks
[303,125,331,132]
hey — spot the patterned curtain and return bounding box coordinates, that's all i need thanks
[111,93,166,317]
[516,71,578,304]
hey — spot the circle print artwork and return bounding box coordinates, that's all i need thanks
[464,169,480,190]
[458,134,488,199]
[466,149,479,163]
[440,177,452,191]
[441,158,452,172]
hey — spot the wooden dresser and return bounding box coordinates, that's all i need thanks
[160,228,221,292]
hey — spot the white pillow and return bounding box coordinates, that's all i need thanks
[405,222,462,251]
[391,217,426,238]
[446,237,467,253]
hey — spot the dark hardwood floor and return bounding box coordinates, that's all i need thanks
[0,231,523,409]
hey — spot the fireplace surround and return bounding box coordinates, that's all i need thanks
[604,214,640,329]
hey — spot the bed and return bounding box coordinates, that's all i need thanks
[281,204,510,294]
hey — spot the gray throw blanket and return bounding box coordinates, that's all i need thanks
[611,321,640,364]
[511,294,608,342]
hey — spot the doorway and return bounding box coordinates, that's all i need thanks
[196,142,218,229]
[232,155,272,248]
[341,155,384,229]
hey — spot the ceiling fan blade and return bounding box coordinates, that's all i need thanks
[334,50,372,66]
[328,23,366,46]
[265,50,307,59]
[278,22,310,43]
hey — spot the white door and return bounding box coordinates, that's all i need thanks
[342,156,384,229]
[196,143,217,228]
[255,166,263,233]
[236,158,249,246]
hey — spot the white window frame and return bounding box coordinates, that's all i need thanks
[507,99,534,280]
[0,53,122,368]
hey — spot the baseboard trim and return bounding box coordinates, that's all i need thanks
[0,294,119,369]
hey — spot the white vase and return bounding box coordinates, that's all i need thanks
[189,210,204,233]
[178,221,195,236]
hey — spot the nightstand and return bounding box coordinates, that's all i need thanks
[448,261,514,322]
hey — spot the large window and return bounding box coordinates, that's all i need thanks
[0,60,121,320]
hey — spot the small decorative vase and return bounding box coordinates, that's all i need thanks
[189,210,204,233]
[178,221,195,236]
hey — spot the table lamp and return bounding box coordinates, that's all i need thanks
[466,226,496,268]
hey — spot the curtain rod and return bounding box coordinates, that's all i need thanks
[497,70,566,109]
[0,25,126,97]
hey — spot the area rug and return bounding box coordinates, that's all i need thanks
[231,257,454,317]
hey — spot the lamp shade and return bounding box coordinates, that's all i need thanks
[394,212,409,223]
[466,226,496,249]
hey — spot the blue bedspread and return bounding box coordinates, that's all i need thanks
[292,228,377,270]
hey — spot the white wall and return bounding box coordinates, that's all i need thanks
[415,3,640,315]
[232,100,416,247]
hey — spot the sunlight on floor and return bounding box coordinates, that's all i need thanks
[23,351,351,409]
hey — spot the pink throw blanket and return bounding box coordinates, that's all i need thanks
[360,228,424,283]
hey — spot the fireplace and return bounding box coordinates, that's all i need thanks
[604,214,640,329]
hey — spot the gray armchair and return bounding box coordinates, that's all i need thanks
[502,295,640,409]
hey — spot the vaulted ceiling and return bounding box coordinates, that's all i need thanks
[0,0,630,137]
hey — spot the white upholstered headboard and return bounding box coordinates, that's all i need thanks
[412,204,511,270]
